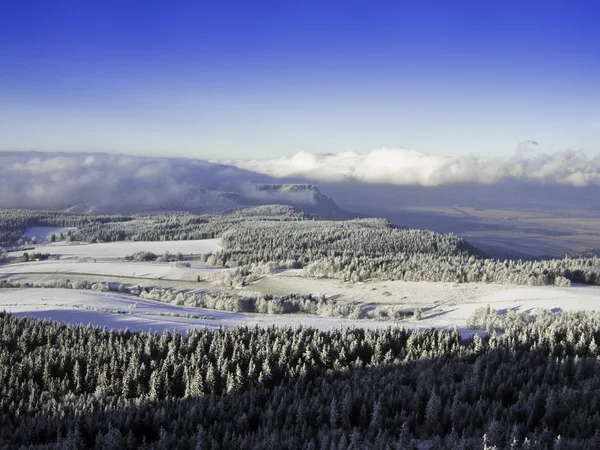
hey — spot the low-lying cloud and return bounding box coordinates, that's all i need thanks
[0,151,269,211]
[228,147,600,187]
[1,147,599,213]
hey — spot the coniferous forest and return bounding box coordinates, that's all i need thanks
[3,311,600,449]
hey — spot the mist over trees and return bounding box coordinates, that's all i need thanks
[0,152,269,211]
[0,152,355,220]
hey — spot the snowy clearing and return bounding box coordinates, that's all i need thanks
[247,271,519,307]
[0,288,408,333]
[0,260,225,281]
[2,284,600,335]
[414,284,600,331]
[10,238,222,259]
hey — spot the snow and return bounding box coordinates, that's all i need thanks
[248,272,519,307]
[1,260,225,281]
[0,288,409,333]
[3,284,600,336]
[11,238,222,259]
[250,273,600,316]
[3,236,224,281]
[21,226,77,243]
[414,284,600,331]
[5,232,600,337]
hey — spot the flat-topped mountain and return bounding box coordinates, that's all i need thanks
[159,183,353,219]
[239,184,354,219]
[58,184,351,219]
[0,152,354,220]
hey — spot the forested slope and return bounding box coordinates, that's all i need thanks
[0,206,308,246]
[2,312,600,448]
[213,219,600,286]
[216,218,481,264]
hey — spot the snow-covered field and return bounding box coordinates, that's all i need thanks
[414,284,600,331]
[1,260,225,281]
[5,229,600,336]
[3,231,224,280]
[0,288,407,333]
[249,271,519,307]
[10,238,222,259]
[3,284,600,335]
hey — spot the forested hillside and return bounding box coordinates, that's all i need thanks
[2,312,600,448]
[0,206,308,246]
[216,218,482,263]
[213,220,600,286]
[3,208,600,287]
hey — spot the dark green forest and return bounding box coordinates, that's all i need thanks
[3,312,600,449]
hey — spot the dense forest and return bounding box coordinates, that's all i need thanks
[0,206,308,247]
[2,312,600,448]
[214,219,481,263]
[213,220,600,287]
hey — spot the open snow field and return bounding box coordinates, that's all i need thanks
[3,284,600,335]
[1,260,225,281]
[5,228,600,336]
[0,288,408,333]
[249,270,519,307]
[10,238,222,259]
[3,232,224,281]
[414,284,600,331]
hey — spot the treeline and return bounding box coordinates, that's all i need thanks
[0,206,309,247]
[210,220,600,286]
[213,219,482,267]
[3,312,600,448]
[303,253,591,286]
[467,304,600,335]
[0,278,372,319]
[0,209,131,246]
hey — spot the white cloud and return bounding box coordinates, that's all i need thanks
[227,147,600,187]
[1,147,599,212]
[0,151,267,211]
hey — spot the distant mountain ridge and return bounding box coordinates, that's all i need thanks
[61,183,352,220]
[158,183,354,219]
[0,151,354,220]
[239,184,354,219]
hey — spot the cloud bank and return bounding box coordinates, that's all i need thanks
[0,152,270,211]
[1,148,599,213]
[228,147,600,187]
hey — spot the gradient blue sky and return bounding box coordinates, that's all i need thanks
[1,1,598,159]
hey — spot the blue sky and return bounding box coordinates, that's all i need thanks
[1,1,598,159]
